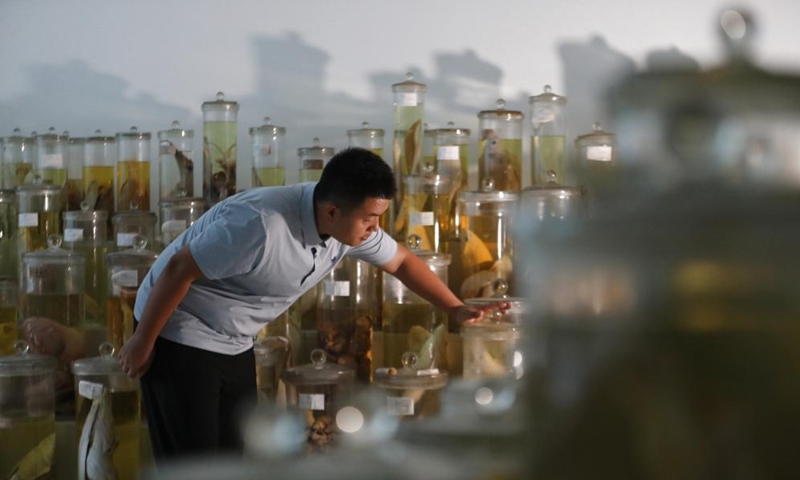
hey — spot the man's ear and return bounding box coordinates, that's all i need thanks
[324,202,338,219]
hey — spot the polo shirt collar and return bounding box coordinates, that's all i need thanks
[300,183,327,249]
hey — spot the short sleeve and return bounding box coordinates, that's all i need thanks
[189,212,267,280]
[345,228,398,266]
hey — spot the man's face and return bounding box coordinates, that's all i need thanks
[330,197,390,246]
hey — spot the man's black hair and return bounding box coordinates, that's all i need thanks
[314,147,397,211]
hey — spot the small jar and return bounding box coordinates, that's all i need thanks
[112,208,157,250]
[158,197,206,248]
[15,182,62,255]
[0,341,58,478]
[374,351,448,420]
[71,342,141,480]
[298,138,334,183]
[250,117,287,187]
[461,316,520,381]
[281,349,355,453]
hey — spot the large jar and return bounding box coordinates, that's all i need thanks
[382,236,450,370]
[298,138,334,183]
[316,256,377,383]
[158,197,205,248]
[71,343,141,480]
[431,122,470,192]
[83,130,116,236]
[112,209,157,251]
[0,341,58,479]
[478,99,524,191]
[34,127,68,187]
[374,351,448,420]
[115,127,151,212]
[105,237,158,349]
[63,206,109,353]
[2,128,35,187]
[281,349,355,453]
[529,85,568,186]
[202,91,239,205]
[16,182,62,256]
[250,117,286,188]
[455,184,517,301]
[65,135,85,211]
[398,173,455,252]
[0,189,17,278]
[392,73,427,235]
[20,235,85,416]
[0,278,17,355]
[158,120,195,200]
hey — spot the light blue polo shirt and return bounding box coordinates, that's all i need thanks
[134,183,398,355]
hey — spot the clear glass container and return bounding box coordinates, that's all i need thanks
[0,278,17,355]
[250,117,286,188]
[71,342,141,480]
[382,235,450,370]
[20,235,85,415]
[478,99,524,191]
[454,183,517,301]
[0,341,58,479]
[0,189,17,278]
[158,120,195,200]
[15,182,62,256]
[374,351,448,420]
[281,349,355,453]
[398,173,455,253]
[202,91,239,206]
[34,127,68,187]
[158,197,205,248]
[105,237,158,350]
[392,72,427,236]
[347,121,385,157]
[529,85,568,185]
[112,209,157,251]
[518,176,584,226]
[254,336,290,405]
[2,128,35,187]
[461,305,520,381]
[316,257,377,383]
[65,135,85,211]
[575,122,617,194]
[83,130,116,236]
[298,137,334,183]
[63,204,109,337]
[289,283,320,368]
[422,123,435,173]
[432,122,470,192]
[115,126,151,212]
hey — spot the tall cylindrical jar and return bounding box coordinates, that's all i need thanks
[0,278,17,355]
[478,99,524,191]
[399,173,455,253]
[16,183,62,256]
[105,238,158,349]
[65,135,85,211]
[34,127,68,187]
[115,127,151,212]
[382,235,450,370]
[250,117,286,188]
[158,120,195,200]
[83,130,116,236]
[202,91,239,206]
[71,343,141,480]
[2,129,35,187]
[529,85,568,185]
[0,189,17,278]
[391,73,427,236]
[297,138,334,183]
[432,122,470,192]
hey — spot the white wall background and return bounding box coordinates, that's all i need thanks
[1,0,799,202]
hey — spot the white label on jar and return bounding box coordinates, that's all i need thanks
[111,269,138,296]
[416,368,440,376]
[40,154,63,168]
[299,393,325,411]
[116,232,137,247]
[387,397,414,416]
[325,280,350,297]
[18,213,38,228]
[436,145,460,161]
[587,145,613,162]
[64,228,84,242]
[78,380,104,400]
[396,92,418,107]
[409,211,434,227]
[161,219,187,235]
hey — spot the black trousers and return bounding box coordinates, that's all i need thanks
[140,336,257,462]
